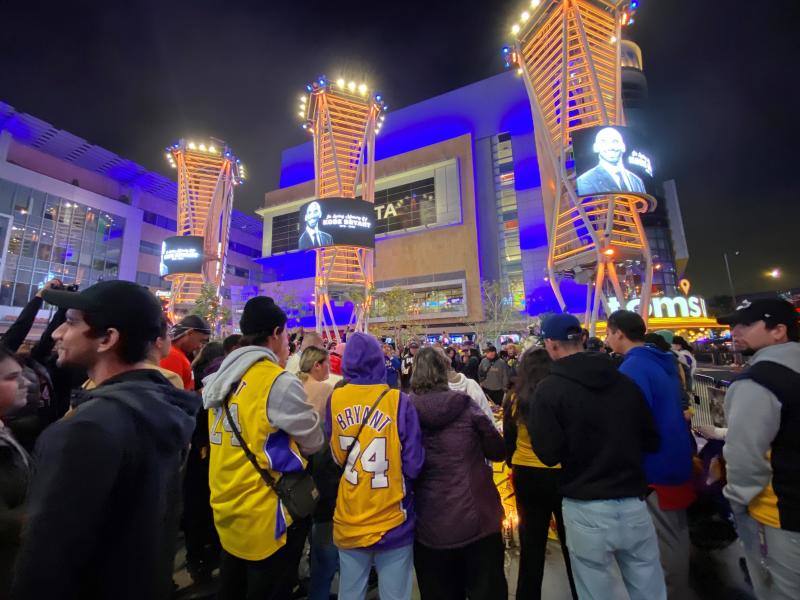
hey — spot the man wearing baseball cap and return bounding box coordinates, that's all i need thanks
[717,299,800,598]
[12,280,200,599]
[160,314,211,390]
[527,313,666,600]
[202,296,324,598]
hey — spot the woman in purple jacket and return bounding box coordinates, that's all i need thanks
[409,347,508,599]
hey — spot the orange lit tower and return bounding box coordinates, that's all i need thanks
[505,0,653,332]
[164,139,245,316]
[298,76,386,342]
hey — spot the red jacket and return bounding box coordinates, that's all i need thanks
[329,353,342,376]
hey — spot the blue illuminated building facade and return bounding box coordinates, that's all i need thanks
[259,67,688,333]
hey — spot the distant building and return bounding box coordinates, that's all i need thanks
[258,67,690,334]
[0,101,263,337]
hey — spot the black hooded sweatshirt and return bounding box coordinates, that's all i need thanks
[12,369,200,600]
[527,352,660,501]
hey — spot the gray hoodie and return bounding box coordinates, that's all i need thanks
[448,372,494,422]
[723,341,800,514]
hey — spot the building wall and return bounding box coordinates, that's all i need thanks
[259,135,483,327]
[262,71,566,327]
[0,115,265,335]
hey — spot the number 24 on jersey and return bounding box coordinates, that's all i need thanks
[338,436,390,489]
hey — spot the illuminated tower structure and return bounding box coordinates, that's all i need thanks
[505,0,653,332]
[298,76,387,341]
[164,139,245,316]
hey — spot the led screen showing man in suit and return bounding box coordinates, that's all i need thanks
[575,127,650,196]
[298,201,334,249]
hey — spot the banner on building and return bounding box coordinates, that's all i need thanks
[297,198,375,250]
[160,235,204,276]
[572,126,656,197]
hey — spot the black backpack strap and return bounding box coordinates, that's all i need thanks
[223,397,279,488]
[733,361,800,406]
[342,387,392,462]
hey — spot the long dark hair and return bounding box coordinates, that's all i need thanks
[410,347,450,395]
[515,348,553,422]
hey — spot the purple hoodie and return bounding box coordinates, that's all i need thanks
[325,333,425,550]
[411,389,505,549]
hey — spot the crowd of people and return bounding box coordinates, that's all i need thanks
[0,278,798,600]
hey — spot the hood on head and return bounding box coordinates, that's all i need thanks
[411,389,470,430]
[550,351,621,390]
[342,333,386,385]
[626,344,678,378]
[80,370,200,452]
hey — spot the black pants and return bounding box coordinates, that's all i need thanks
[414,532,508,600]
[182,440,219,569]
[483,388,505,406]
[217,518,310,600]
[512,465,577,600]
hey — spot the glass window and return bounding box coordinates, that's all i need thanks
[373,284,466,319]
[0,282,13,306]
[12,283,30,307]
[0,180,15,214]
[491,133,524,308]
[0,179,126,305]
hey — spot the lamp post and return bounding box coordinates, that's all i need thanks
[723,251,740,310]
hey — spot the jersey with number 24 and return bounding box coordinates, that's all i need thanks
[329,384,406,549]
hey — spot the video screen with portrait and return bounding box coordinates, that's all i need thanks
[572,126,656,197]
[297,198,375,250]
[159,235,204,276]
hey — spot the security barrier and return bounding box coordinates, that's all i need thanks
[691,374,730,428]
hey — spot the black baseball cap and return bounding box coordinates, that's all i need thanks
[717,299,799,328]
[171,314,211,340]
[42,280,163,337]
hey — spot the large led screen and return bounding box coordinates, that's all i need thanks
[573,126,655,197]
[297,198,375,250]
[159,235,204,276]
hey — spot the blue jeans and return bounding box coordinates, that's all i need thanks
[338,544,413,600]
[309,522,339,600]
[562,497,666,600]
[735,510,800,600]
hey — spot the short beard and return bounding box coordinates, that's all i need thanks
[740,347,756,357]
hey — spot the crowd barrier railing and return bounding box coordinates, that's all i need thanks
[691,374,730,429]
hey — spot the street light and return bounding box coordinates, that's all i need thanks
[767,268,781,279]
[723,251,741,310]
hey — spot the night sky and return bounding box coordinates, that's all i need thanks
[2,0,798,297]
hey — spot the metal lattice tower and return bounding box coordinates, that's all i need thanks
[506,0,653,333]
[299,77,387,342]
[164,139,245,316]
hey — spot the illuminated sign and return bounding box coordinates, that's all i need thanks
[160,235,204,276]
[297,198,375,249]
[572,126,656,197]
[608,295,708,319]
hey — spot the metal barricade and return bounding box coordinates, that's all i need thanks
[691,374,730,428]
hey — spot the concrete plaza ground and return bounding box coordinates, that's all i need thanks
[175,536,756,599]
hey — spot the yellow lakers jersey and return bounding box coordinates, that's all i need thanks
[330,384,406,549]
[209,359,307,560]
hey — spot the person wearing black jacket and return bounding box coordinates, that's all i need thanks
[527,313,666,600]
[11,281,200,600]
